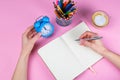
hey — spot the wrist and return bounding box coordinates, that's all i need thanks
[99,48,109,56]
[21,48,31,55]
[20,50,30,58]
[17,51,30,67]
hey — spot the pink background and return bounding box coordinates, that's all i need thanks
[0,0,120,80]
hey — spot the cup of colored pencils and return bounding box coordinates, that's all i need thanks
[53,0,77,26]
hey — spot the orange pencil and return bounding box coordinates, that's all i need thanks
[54,10,61,19]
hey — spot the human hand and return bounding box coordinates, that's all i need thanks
[21,26,41,56]
[80,31,107,54]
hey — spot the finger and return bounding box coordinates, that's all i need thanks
[80,40,85,45]
[31,31,38,38]
[28,29,36,38]
[28,31,36,39]
[80,31,89,39]
[26,27,36,39]
[80,31,97,38]
[28,27,35,35]
[31,33,41,42]
[83,40,92,47]
[24,25,34,36]
[32,31,37,36]
[80,31,97,39]
[28,33,33,39]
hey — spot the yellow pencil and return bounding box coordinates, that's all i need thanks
[57,5,64,15]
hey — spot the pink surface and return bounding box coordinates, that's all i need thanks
[0,0,120,80]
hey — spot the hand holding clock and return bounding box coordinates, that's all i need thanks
[34,16,54,38]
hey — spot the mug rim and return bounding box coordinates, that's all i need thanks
[92,10,109,28]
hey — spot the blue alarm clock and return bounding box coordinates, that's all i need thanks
[34,16,54,38]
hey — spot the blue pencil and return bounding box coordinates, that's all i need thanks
[64,2,74,12]
[58,0,62,9]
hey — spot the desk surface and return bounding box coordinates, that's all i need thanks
[0,0,120,80]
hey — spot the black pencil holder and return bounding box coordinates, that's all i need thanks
[56,17,72,26]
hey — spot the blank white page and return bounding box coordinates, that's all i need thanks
[61,22,102,68]
[38,37,86,80]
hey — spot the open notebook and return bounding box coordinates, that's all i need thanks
[38,22,102,80]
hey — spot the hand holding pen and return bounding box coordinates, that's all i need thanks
[78,31,106,54]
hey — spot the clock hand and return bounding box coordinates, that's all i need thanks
[44,27,47,30]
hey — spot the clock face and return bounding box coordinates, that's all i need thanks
[40,23,54,38]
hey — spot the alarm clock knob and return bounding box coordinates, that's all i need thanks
[34,21,41,32]
[42,16,50,22]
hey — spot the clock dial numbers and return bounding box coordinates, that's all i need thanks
[41,24,53,36]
